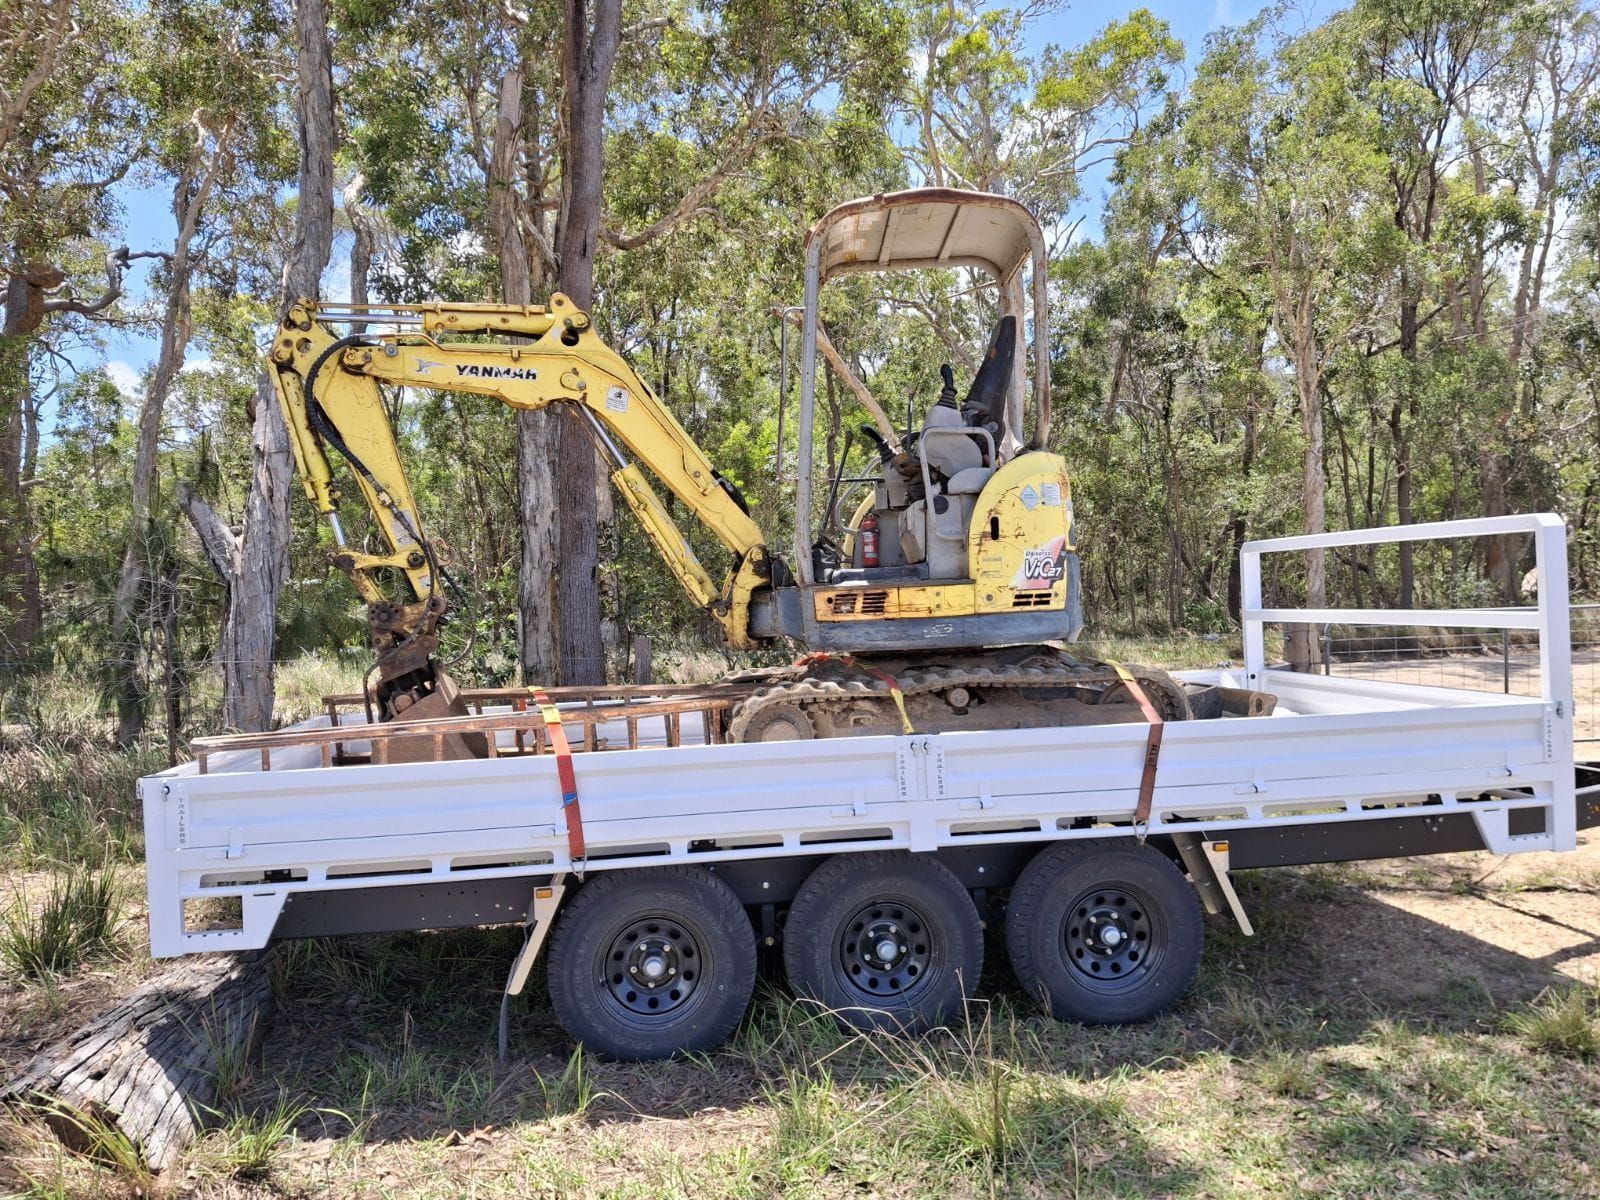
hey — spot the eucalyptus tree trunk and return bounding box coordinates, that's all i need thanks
[113,123,234,745]
[552,0,622,685]
[2,253,128,660]
[489,68,562,685]
[186,0,334,731]
[1392,284,1418,610]
[344,173,376,335]
[1287,313,1327,674]
[1,268,54,659]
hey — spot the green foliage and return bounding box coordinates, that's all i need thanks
[6,0,1599,734]
[0,864,124,979]
[195,1093,317,1180]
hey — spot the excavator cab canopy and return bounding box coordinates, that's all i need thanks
[793,188,1054,587]
[808,188,1041,282]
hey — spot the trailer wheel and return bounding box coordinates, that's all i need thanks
[546,867,755,1061]
[1005,841,1202,1024]
[784,851,982,1034]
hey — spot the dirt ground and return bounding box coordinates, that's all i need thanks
[1,828,1596,1198]
[1297,833,1600,1002]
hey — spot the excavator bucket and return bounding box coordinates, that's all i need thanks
[383,671,491,762]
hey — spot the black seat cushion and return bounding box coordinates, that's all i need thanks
[963,316,1016,448]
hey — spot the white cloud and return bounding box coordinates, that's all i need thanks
[181,357,219,374]
[105,360,142,397]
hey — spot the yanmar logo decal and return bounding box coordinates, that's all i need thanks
[456,363,539,381]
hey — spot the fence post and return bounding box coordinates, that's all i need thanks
[1322,623,1332,676]
[633,636,653,686]
[1502,628,1510,694]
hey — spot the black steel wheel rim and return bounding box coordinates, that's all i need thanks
[833,899,937,1003]
[598,915,705,1022]
[1061,883,1163,993]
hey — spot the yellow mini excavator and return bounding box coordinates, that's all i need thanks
[268,188,1193,746]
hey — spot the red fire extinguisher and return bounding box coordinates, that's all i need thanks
[859,513,880,568]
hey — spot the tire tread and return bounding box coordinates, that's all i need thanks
[1005,840,1203,1024]
[546,865,756,1060]
[783,851,982,1034]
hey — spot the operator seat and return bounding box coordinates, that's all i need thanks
[898,315,1021,577]
[920,315,1018,485]
[960,314,1016,456]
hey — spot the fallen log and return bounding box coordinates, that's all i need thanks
[3,951,272,1172]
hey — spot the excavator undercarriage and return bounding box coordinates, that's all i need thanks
[724,650,1194,743]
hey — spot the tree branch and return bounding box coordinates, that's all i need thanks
[782,310,901,449]
[40,246,134,317]
[621,15,670,39]
[0,0,73,160]
[177,483,240,581]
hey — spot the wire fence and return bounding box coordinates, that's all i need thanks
[5,608,1598,747]
[1317,603,1600,745]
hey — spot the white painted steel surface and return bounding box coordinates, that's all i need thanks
[143,515,1578,958]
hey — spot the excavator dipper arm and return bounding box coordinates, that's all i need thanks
[269,294,772,682]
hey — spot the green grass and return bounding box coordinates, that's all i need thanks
[15,1099,155,1192]
[193,1093,319,1181]
[0,742,160,869]
[124,859,1588,1199]
[0,864,124,979]
[1506,986,1600,1060]
[7,888,1599,1199]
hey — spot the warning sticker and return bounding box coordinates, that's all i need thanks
[1019,484,1039,511]
[606,387,630,413]
[1040,483,1062,507]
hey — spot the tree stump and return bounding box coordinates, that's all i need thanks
[3,952,273,1172]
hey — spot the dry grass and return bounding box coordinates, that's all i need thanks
[271,654,369,727]
[0,841,1592,1199]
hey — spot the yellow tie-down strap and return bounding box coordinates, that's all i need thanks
[795,653,914,735]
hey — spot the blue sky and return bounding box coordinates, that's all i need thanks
[94,0,1289,394]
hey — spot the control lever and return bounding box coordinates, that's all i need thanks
[859,424,895,464]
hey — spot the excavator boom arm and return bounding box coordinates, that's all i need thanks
[269,294,770,652]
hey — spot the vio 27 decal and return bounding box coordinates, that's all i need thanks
[1014,535,1067,590]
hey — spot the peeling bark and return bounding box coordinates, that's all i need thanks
[553,0,622,685]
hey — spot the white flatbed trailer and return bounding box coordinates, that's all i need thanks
[141,515,1591,1059]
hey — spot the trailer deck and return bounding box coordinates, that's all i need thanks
[140,514,1586,1057]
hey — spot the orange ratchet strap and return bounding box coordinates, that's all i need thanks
[1107,662,1163,841]
[795,653,914,735]
[530,688,585,872]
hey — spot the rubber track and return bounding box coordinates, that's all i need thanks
[726,659,1190,743]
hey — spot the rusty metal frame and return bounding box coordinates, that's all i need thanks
[191,686,741,774]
